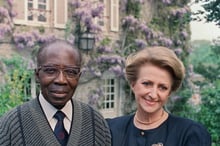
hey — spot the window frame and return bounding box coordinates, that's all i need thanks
[13,0,67,28]
[26,0,50,26]
[110,0,119,32]
[102,78,117,110]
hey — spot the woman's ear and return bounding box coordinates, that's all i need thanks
[130,81,135,90]
[169,90,173,96]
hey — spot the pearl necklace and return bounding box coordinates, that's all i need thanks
[135,110,165,125]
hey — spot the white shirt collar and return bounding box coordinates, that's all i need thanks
[39,92,72,122]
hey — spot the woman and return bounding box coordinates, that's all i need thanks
[107,46,211,146]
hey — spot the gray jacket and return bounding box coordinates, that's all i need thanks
[0,97,111,146]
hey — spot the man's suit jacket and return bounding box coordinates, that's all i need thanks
[0,97,111,146]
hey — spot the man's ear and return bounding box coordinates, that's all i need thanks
[77,72,82,80]
[35,69,40,83]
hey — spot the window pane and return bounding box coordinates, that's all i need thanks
[38,14,46,22]
[102,78,116,109]
[107,79,110,84]
[28,15,33,20]
[39,0,46,2]
[111,94,114,100]
[107,87,110,93]
[28,3,33,8]
[38,4,46,10]
[111,79,114,84]
[27,0,48,23]
[111,102,114,108]
[106,95,109,100]
[111,86,114,92]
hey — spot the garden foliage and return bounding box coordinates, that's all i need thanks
[0,55,33,116]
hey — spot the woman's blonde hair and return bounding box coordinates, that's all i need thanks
[125,46,185,92]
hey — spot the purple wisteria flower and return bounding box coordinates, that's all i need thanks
[13,31,56,49]
[74,10,85,19]
[151,41,159,46]
[66,34,75,45]
[0,7,9,17]
[96,55,124,65]
[88,88,104,106]
[158,37,173,47]
[109,65,124,77]
[86,66,102,77]
[70,0,104,40]
[88,23,102,33]
[13,32,35,49]
[9,10,17,18]
[174,48,183,55]
[175,39,182,45]
[0,24,11,39]
[7,0,13,7]
[138,23,156,40]
[138,23,149,32]
[97,46,113,53]
[36,33,56,44]
[83,16,92,28]
[93,70,102,77]
[180,31,188,39]
[88,93,99,105]
[69,0,81,8]
[162,0,171,4]
[135,39,147,49]
[16,43,24,49]
[170,6,190,18]
[91,3,104,18]
[122,15,139,27]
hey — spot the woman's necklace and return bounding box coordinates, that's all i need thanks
[135,110,165,125]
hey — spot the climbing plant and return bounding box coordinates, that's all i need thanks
[119,0,192,114]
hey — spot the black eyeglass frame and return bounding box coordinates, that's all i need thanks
[37,65,81,79]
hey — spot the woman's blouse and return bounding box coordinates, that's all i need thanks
[107,114,211,146]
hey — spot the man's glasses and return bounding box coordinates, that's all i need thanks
[37,65,81,79]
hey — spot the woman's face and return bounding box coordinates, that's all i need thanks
[131,63,173,114]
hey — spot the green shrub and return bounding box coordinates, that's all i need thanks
[0,55,34,116]
[198,81,220,146]
[180,40,220,145]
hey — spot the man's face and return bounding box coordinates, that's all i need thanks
[35,43,81,109]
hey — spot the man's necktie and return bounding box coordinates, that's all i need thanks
[54,111,69,146]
